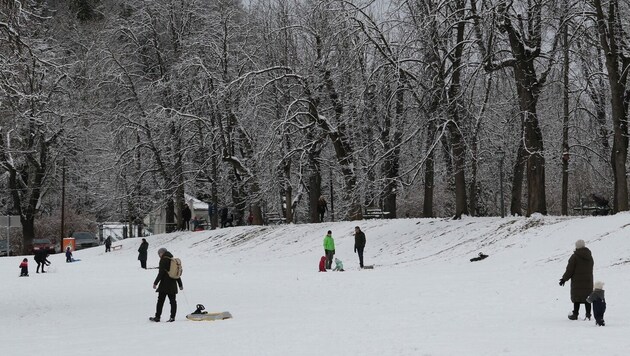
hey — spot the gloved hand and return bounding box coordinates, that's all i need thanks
[559,279,565,286]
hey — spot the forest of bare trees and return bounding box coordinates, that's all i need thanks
[1,0,629,252]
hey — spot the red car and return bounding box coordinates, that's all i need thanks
[31,238,56,254]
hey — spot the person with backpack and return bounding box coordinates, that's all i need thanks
[150,247,183,322]
[137,238,149,269]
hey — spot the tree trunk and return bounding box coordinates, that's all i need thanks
[510,139,526,216]
[423,119,436,218]
[447,0,468,220]
[561,20,570,215]
[593,0,629,212]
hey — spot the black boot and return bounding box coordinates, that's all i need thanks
[149,317,160,322]
[596,319,605,326]
[568,312,578,320]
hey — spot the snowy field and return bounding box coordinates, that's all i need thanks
[2,213,630,355]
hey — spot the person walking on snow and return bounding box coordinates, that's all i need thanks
[586,281,606,326]
[323,230,335,270]
[150,248,183,322]
[559,239,594,320]
[138,238,149,269]
[354,226,366,268]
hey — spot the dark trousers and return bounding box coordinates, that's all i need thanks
[573,302,592,317]
[319,211,325,222]
[593,300,606,321]
[36,261,45,273]
[140,259,147,269]
[105,245,111,252]
[325,250,334,269]
[184,220,190,230]
[155,292,177,319]
[356,247,364,268]
[20,267,28,276]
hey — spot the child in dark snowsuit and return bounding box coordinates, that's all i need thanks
[65,246,73,262]
[586,281,606,326]
[19,258,29,277]
[318,256,327,272]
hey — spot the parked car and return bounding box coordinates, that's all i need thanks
[31,238,56,254]
[71,231,99,250]
[0,240,13,256]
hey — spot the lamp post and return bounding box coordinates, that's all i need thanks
[497,149,505,218]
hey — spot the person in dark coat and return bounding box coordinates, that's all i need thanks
[105,236,112,252]
[65,246,73,263]
[354,226,366,268]
[138,238,149,269]
[150,248,183,322]
[559,239,594,320]
[34,249,50,273]
[317,196,328,223]
[182,205,192,230]
[220,207,229,228]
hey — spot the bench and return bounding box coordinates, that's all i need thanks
[111,245,122,251]
[265,213,286,225]
[572,205,610,216]
[363,208,389,219]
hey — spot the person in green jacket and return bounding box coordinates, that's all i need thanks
[323,230,335,270]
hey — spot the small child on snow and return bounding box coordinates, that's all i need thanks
[19,258,29,277]
[333,258,344,271]
[319,256,327,272]
[586,281,606,326]
[65,246,73,263]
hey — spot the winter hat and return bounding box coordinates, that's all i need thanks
[594,281,605,290]
[575,239,586,249]
[157,247,167,256]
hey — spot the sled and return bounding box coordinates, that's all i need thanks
[186,311,233,321]
[362,265,374,269]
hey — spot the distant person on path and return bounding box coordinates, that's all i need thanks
[587,281,606,326]
[220,207,229,228]
[354,226,366,268]
[19,258,29,277]
[65,246,73,263]
[559,239,594,320]
[34,249,50,273]
[317,196,328,222]
[182,205,192,230]
[323,230,335,270]
[105,236,112,252]
[138,238,149,269]
[150,248,183,322]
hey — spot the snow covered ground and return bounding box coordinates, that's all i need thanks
[2,213,630,355]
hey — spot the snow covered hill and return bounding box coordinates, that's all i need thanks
[2,214,630,355]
